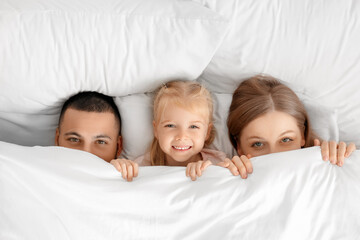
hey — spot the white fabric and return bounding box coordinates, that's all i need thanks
[194,0,360,147]
[1,141,360,239]
[0,0,228,145]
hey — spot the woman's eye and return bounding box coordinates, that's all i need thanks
[189,125,199,129]
[68,137,79,143]
[282,137,293,143]
[252,142,263,147]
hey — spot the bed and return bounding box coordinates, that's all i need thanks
[1,0,360,239]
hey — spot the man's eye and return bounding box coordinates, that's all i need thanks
[189,125,199,129]
[68,138,80,143]
[97,140,107,145]
[282,137,293,143]
[165,124,175,128]
[252,142,263,147]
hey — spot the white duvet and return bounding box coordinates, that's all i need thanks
[1,141,359,240]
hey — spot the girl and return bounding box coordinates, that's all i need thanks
[111,80,226,181]
[219,75,356,179]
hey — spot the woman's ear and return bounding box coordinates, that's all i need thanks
[301,138,306,147]
[153,120,158,139]
[55,127,60,146]
[237,141,243,156]
[301,132,306,147]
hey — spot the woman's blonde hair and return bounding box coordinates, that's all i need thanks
[150,80,215,166]
[227,75,319,151]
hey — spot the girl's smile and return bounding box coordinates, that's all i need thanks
[154,104,211,166]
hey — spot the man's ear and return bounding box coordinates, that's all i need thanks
[116,135,123,158]
[153,121,158,139]
[55,127,60,146]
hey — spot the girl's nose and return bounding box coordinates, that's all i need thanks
[175,129,187,140]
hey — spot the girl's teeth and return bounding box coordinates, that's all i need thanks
[173,146,191,150]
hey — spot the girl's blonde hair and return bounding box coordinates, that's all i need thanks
[150,80,215,166]
[227,75,319,151]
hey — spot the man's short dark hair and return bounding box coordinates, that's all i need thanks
[58,91,121,135]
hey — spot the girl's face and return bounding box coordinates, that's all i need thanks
[154,104,211,166]
[238,111,305,157]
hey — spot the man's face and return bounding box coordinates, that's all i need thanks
[55,108,122,162]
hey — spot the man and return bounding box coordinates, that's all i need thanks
[55,91,122,162]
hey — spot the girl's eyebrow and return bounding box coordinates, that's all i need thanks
[189,121,205,125]
[160,120,173,124]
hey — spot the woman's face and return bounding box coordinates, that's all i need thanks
[237,111,305,157]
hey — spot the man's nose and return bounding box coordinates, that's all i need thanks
[81,143,94,155]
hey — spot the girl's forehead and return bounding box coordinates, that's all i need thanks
[157,99,210,121]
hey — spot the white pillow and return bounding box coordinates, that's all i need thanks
[115,94,153,159]
[0,0,228,146]
[193,0,360,147]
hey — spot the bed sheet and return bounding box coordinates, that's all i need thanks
[1,141,359,240]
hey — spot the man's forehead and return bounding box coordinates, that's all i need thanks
[61,109,118,130]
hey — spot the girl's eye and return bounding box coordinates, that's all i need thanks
[165,124,175,128]
[282,137,293,143]
[252,142,263,148]
[189,125,199,129]
[68,137,80,143]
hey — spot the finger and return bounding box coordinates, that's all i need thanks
[345,143,356,158]
[241,156,253,173]
[226,158,240,176]
[133,162,139,177]
[201,160,212,170]
[110,160,123,173]
[127,164,134,181]
[186,164,191,177]
[190,165,197,181]
[336,141,346,167]
[233,156,247,179]
[196,161,203,177]
[121,162,128,180]
[329,141,337,164]
[313,138,321,146]
[321,140,329,161]
[217,158,230,168]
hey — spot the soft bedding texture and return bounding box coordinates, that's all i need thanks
[193,0,360,146]
[1,141,360,239]
[0,0,228,146]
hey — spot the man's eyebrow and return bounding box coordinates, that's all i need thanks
[94,135,112,140]
[64,132,81,137]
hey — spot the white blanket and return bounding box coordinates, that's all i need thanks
[1,141,359,240]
